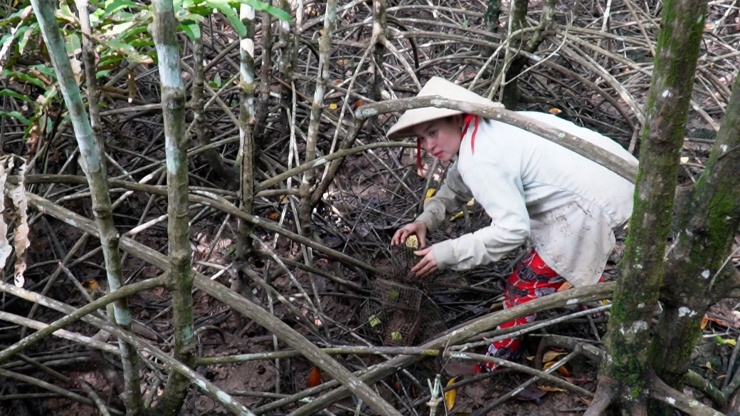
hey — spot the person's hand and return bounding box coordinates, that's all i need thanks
[391,222,428,248]
[411,247,438,278]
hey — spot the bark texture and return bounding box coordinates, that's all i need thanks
[151,0,196,413]
[29,0,143,411]
[652,73,740,389]
[592,0,709,411]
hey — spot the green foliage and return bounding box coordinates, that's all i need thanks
[243,0,292,22]
[2,70,46,89]
[0,111,31,125]
[209,73,222,88]
[0,0,292,142]
[174,0,291,40]
[0,5,36,58]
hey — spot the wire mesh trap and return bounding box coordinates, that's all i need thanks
[362,238,448,345]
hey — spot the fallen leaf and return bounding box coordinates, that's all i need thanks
[306,367,322,388]
[449,211,464,221]
[445,377,458,411]
[716,336,736,346]
[538,385,566,392]
[368,315,381,327]
[543,361,571,376]
[516,384,547,401]
[542,351,566,362]
[425,188,436,201]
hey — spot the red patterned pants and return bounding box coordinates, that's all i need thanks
[478,249,565,372]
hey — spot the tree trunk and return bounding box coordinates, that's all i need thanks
[591,0,709,412]
[235,4,257,260]
[652,72,740,391]
[150,0,196,413]
[29,0,144,412]
[297,0,336,241]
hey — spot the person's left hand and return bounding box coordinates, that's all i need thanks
[411,247,438,278]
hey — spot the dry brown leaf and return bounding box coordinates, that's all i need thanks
[0,157,30,287]
[0,157,11,269]
[543,361,571,376]
[9,159,29,287]
[542,350,566,362]
[538,385,566,392]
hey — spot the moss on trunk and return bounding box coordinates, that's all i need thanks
[651,73,740,388]
[599,0,709,406]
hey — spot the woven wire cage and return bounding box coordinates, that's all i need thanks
[418,297,447,342]
[361,277,448,345]
[369,278,423,311]
[383,311,422,346]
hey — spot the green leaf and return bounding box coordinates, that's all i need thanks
[106,21,137,38]
[242,0,292,21]
[388,290,399,299]
[118,25,150,40]
[106,39,154,64]
[716,336,737,346]
[205,0,246,37]
[0,111,31,125]
[29,65,57,77]
[57,0,78,23]
[209,73,222,88]
[368,315,381,328]
[126,51,154,65]
[98,53,125,69]
[176,11,206,24]
[0,5,32,27]
[0,89,35,103]
[391,331,403,341]
[16,24,37,54]
[180,23,202,40]
[104,0,140,15]
[65,33,82,56]
[1,70,45,89]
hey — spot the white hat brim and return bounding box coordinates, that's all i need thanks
[386,77,501,140]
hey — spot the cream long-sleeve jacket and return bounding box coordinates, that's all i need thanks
[417,112,637,287]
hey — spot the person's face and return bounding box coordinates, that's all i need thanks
[413,115,464,162]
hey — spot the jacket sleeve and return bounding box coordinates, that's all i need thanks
[415,160,473,232]
[431,157,530,271]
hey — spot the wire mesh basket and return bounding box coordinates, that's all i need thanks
[369,278,423,311]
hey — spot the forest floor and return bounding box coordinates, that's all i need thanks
[15,136,740,416]
[1,0,739,415]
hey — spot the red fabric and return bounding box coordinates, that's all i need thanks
[462,114,480,154]
[478,250,565,372]
[416,138,423,170]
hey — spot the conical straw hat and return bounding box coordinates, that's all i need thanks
[386,77,501,140]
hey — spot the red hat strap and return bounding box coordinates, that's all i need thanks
[462,114,480,154]
[416,138,423,171]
